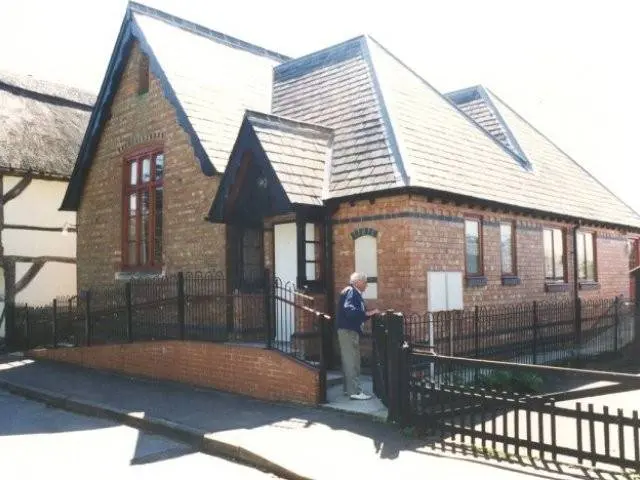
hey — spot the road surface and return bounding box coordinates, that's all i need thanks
[0,389,279,478]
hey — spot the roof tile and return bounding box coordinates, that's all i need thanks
[246,111,332,205]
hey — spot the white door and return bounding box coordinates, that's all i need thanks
[0,301,4,339]
[274,223,297,342]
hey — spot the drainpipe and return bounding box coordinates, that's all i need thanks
[572,222,581,305]
[572,221,582,359]
[324,204,336,370]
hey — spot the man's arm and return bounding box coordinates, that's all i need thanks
[342,288,367,325]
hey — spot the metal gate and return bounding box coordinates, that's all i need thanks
[371,314,389,406]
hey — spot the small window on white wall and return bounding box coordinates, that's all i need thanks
[353,229,378,299]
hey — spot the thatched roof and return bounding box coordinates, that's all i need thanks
[0,70,95,179]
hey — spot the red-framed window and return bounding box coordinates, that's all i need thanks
[576,231,596,281]
[123,149,164,270]
[500,221,517,276]
[543,227,566,282]
[464,217,484,276]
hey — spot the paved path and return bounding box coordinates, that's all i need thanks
[0,388,278,478]
[0,355,588,480]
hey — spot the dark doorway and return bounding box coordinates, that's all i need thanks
[228,225,265,292]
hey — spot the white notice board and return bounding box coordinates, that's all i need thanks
[427,271,463,312]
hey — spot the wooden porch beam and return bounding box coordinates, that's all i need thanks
[5,255,76,264]
[3,224,77,233]
[10,256,76,295]
[14,263,45,295]
[224,152,253,218]
[2,174,32,205]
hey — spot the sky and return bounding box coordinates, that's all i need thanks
[1,0,638,213]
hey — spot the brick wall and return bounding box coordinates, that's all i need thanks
[29,341,320,405]
[332,195,411,313]
[331,194,631,313]
[77,42,225,289]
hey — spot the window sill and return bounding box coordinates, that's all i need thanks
[579,280,600,291]
[115,268,164,281]
[300,280,325,294]
[545,282,569,293]
[501,275,521,286]
[466,276,488,288]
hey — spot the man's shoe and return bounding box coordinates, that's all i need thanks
[349,392,372,400]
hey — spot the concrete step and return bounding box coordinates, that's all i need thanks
[327,370,343,387]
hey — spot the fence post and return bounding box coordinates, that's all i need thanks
[532,301,538,364]
[177,272,185,341]
[84,291,91,347]
[264,270,273,349]
[125,281,133,342]
[614,296,620,352]
[448,311,454,355]
[575,297,582,361]
[474,305,480,358]
[52,299,58,348]
[386,310,407,423]
[4,303,14,351]
[317,312,328,404]
[398,340,411,427]
[24,305,31,350]
[68,297,75,346]
[371,315,379,394]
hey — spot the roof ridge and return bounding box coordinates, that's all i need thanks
[0,70,95,108]
[244,110,334,136]
[273,35,366,74]
[486,88,640,222]
[128,1,290,62]
[360,37,411,187]
[475,85,532,169]
[445,85,527,159]
[365,36,530,172]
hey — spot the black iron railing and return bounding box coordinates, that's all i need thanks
[6,271,332,375]
[404,352,640,472]
[370,307,640,472]
[403,297,635,364]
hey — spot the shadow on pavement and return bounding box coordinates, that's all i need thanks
[0,358,195,467]
[2,354,638,478]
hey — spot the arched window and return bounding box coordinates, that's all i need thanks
[353,231,378,299]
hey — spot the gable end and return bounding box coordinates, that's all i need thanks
[61,10,219,211]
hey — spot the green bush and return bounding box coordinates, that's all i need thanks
[476,370,543,394]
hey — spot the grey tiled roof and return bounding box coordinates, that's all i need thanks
[445,86,530,167]
[361,39,640,228]
[365,38,537,204]
[272,38,403,197]
[451,95,510,148]
[67,1,640,229]
[268,35,640,228]
[461,87,640,228]
[246,111,332,205]
[133,11,283,172]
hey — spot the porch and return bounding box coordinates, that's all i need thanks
[207,110,338,369]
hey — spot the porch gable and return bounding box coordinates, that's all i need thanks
[207,111,333,225]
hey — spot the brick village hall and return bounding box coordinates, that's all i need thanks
[59,2,640,358]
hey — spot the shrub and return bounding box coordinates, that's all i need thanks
[477,370,543,394]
